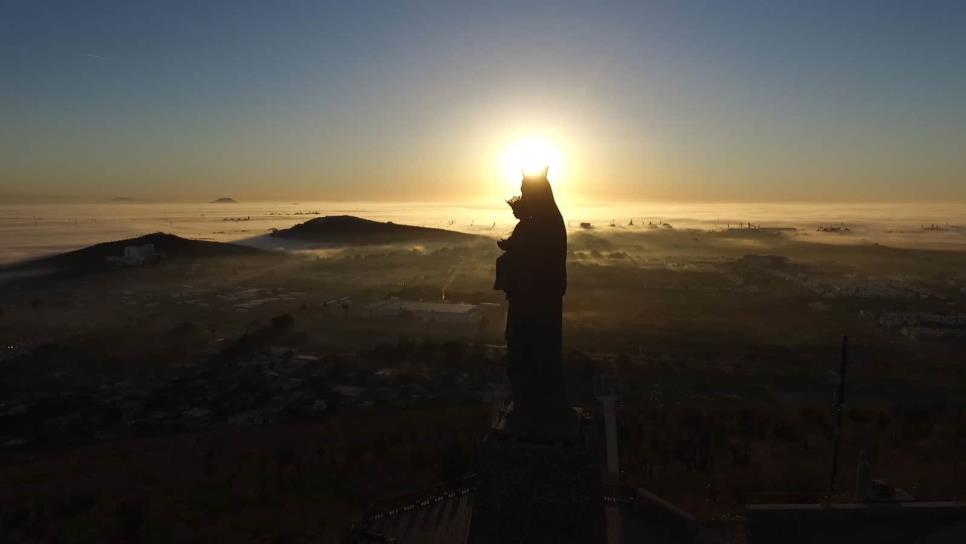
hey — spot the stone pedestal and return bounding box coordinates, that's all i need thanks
[468,409,605,544]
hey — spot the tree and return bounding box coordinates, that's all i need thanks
[271,313,295,330]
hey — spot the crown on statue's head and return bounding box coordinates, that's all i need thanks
[521,165,550,181]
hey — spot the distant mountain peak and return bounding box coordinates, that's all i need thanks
[270,215,480,245]
[9,232,261,277]
[211,197,237,203]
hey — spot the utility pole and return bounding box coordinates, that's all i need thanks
[830,335,849,494]
[594,373,623,484]
[486,366,510,428]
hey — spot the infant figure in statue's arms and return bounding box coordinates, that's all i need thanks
[494,195,526,294]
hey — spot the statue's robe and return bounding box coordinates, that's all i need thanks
[495,212,572,438]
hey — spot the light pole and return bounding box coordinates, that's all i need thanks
[487,366,510,428]
[594,373,623,484]
[830,335,849,494]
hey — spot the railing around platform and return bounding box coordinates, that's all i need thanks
[347,474,478,540]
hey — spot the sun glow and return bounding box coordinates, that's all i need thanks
[500,137,564,194]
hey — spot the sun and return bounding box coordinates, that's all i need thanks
[500,137,564,193]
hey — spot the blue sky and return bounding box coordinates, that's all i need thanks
[2,0,965,202]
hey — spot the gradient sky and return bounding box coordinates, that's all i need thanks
[2,0,965,203]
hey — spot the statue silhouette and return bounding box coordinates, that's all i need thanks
[494,168,575,439]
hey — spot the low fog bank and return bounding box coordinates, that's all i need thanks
[2,201,965,265]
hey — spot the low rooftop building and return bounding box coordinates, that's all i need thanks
[364,300,486,325]
[739,254,789,268]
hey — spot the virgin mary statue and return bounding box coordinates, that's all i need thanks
[494,168,575,439]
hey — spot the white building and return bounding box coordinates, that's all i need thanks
[107,243,159,266]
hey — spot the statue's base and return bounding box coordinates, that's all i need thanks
[468,408,605,544]
[503,402,582,443]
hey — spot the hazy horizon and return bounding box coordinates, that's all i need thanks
[6,194,966,205]
[2,199,965,266]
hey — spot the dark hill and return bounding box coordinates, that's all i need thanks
[270,215,481,245]
[13,233,260,274]
[211,197,237,203]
